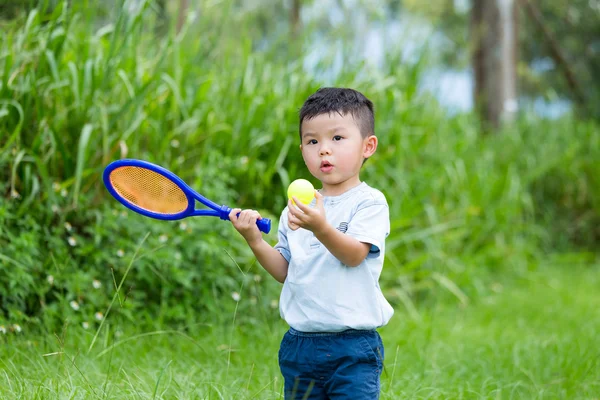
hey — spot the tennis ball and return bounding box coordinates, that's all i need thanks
[287,179,315,206]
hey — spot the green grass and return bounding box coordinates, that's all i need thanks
[1,4,599,399]
[1,264,598,399]
[2,0,599,327]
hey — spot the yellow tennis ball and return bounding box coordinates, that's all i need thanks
[287,179,315,206]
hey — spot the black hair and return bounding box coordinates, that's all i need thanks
[299,87,375,138]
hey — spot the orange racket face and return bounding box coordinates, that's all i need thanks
[108,166,189,215]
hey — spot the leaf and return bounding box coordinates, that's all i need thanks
[73,123,93,207]
[431,272,469,305]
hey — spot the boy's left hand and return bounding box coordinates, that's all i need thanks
[288,191,327,234]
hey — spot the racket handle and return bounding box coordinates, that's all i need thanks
[256,218,271,234]
[220,206,271,234]
[235,212,271,234]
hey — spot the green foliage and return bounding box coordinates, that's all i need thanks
[0,1,598,331]
[527,120,600,249]
[0,187,281,331]
[402,0,600,119]
[519,0,600,116]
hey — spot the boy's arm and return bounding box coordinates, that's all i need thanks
[229,208,289,283]
[313,225,370,267]
[247,239,289,283]
[288,192,370,266]
[289,191,388,267]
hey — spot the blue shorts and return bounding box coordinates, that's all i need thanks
[278,327,384,399]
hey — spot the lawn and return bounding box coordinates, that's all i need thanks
[1,3,599,400]
[1,263,598,399]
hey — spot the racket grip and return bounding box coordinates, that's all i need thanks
[234,212,271,234]
[224,207,271,234]
[256,218,271,234]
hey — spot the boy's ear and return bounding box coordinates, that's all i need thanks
[363,135,378,158]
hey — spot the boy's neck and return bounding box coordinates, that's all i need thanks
[320,177,362,197]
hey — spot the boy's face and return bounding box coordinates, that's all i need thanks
[300,112,377,196]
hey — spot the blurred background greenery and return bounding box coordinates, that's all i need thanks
[0,0,598,335]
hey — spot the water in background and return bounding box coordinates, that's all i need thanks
[301,0,570,118]
[119,0,570,118]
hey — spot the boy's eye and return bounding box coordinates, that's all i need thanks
[333,135,343,141]
[307,139,318,145]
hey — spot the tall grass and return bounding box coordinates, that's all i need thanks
[0,1,599,327]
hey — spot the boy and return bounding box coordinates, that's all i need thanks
[229,87,393,399]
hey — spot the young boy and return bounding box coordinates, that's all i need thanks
[229,87,393,399]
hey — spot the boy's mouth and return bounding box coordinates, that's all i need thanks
[320,161,334,173]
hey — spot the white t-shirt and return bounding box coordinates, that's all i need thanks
[274,182,394,332]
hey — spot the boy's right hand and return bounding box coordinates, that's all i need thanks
[229,208,263,245]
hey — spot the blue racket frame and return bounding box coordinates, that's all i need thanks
[103,159,271,234]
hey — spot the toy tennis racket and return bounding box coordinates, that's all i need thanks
[103,159,271,233]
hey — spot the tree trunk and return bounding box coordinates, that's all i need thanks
[177,0,189,34]
[471,0,518,129]
[290,0,301,40]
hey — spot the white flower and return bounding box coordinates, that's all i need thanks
[116,249,125,257]
[240,156,249,165]
[158,234,168,243]
[126,0,141,14]
[170,139,180,148]
[92,280,102,289]
[67,237,77,246]
[47,275,55,285]
[12,324,21,333]
[179,222,187,230]
[119,140,128,158]
[231,292,241,302]
[51,204,60,213]
[0,326,6,334]
[174,252,182,261]
[94,312,103,321]
[64,222,72,232]
[70,301,80,311]
[82,322,89,329]
[270,300,278,309]
[491,283,503,293]
[253,274,262,282]
[52,182,61,192]
[10,189,20,199]
[60,189,68,198]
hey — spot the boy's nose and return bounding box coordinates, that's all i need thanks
[319,146,332,156]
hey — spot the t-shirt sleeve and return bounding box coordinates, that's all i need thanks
[345,198,390,259]
[274,207,291,262]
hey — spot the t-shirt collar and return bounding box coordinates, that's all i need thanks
[319,182,367,204]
